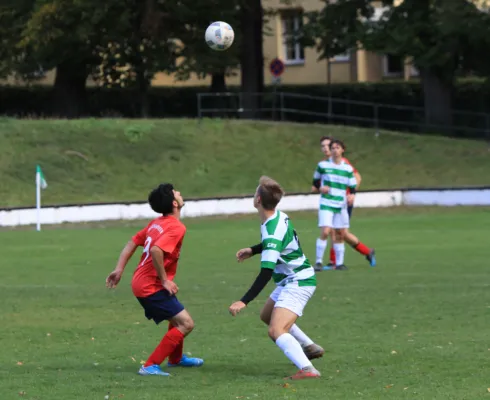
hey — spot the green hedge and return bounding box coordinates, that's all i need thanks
[1,80,490,138]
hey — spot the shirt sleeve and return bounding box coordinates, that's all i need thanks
[154,225,185,254]
[348,168,357,190]
[260,236,283,270]
[132,227,147,246]
[313,163,322,179]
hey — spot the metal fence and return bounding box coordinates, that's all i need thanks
[197,91,490,139]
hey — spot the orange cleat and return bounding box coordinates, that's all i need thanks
[285,369,321,380]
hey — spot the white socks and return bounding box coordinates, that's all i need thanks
[333,243,345,266]
[316,238,327,264]
[289,324,314,347]
[275,333,312,370]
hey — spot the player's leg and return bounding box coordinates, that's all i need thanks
[166,310,204,368]
[268,285,320,379]
[138,291,202,376]
[315,209,333,271]
[332,208,350,270]
[344,231,376,267]
[260,293,324,360]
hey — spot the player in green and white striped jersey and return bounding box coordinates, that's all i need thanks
[228,176,323,380]
[312,139,357,270]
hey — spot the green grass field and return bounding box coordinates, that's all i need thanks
[1,118,490,208]
[1,207,490,400]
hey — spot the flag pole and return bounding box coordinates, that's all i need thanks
[36,165,41,231]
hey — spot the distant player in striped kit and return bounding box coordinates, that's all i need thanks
[312,138,376,270]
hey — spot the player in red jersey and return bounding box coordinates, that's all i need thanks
[105,183,203,376]
[311,136,376,270]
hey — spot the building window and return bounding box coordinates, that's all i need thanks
[282,13,304,65]
[383,54,404,77]
[331,51,350,62]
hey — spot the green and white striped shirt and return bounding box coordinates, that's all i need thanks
[313,158,357,213]
[260,210,316,287]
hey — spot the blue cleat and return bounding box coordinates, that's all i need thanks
[367,249,376,267]
[138,364,170,376]
[168,354,204,368]
[322,265,334,271]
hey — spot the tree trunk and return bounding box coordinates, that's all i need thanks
[53,61,88,118]
[419,67,453,134]
[136,67,150,118]
[210,71,226,92]
[240,0,264,119]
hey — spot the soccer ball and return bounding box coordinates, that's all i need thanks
[205,21,234,51]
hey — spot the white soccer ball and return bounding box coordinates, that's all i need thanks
[205,21,234,51]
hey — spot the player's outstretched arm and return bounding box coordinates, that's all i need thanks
[106,240,138,288]
[229,268,273,316]
[236,243,263,262]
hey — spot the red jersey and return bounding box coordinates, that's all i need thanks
[131,215,186,298]
[342,157,358,194]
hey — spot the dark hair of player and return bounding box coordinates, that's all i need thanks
[329,139,346,151]
[320,135,333,143]
[148,183,175,215]
[257,176,285,210]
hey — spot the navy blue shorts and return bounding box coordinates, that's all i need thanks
[137,289,185,325]
[347,205,354,218]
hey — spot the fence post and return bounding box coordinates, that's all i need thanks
[197,93,202,119]
[280,92,284,121]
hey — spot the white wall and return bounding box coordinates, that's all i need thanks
[1,188,489,227]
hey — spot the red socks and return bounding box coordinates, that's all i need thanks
[144,327,184,367]
[329,248,336,265]
[354,242,371,256]
[168,323,183,364]
[330,242,371,263]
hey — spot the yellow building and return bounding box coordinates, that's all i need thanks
[2,0,418,88]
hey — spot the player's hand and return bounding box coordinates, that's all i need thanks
[320,186,330,194]
[229,301,246,316]
[163,280,179,295]
[347,194,355,206]
[106,270,122,289]
[236,248,253,262]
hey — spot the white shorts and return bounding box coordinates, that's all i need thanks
[269,283,316,317]
[318,207,350,229]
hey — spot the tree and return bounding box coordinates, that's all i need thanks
[239,0,264,118]
[305,0,490,130]
[174,1,241,93]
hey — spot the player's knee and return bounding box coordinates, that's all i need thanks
[335,229,345,242]
[320,228,329,240]
[172,314,195,335]
[268,325,287,341]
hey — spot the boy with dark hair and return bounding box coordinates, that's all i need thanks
[312,136,376,270]
[229,176,322,380]
[106,183,203,377]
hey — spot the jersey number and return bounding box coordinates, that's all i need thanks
[139,237,152,267]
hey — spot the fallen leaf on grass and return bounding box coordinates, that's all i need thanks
[140,360,145,365]
[404,387,409,390]
[392,325,397,328]
[240,339,247,342]
[391,350,397,355]
[46,333,51,337]
[385,384,393,389]
[18,391,26,396]
[130,357,136,362]
[91,337,95,341]
[16,362,23,366]
[487,388,490,393]
[282,383,290,388]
